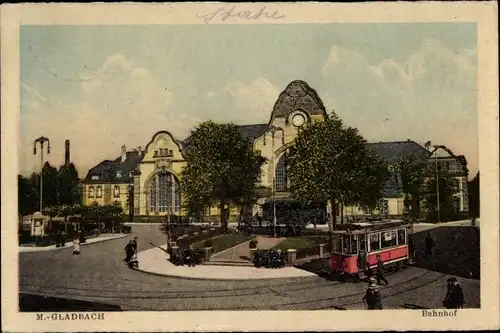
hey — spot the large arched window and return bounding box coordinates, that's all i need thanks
[275,153,288,192]
[148,172,181,213]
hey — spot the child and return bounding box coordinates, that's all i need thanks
[73,237,80,255]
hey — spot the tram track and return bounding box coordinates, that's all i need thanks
[20,268,439,311]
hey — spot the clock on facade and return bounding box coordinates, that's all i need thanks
[291,113,305,127]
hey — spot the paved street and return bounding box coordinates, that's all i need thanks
[19,224,480,311]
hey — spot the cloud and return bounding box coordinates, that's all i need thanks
[320,38,478,176]
[222,78,281,124]
[20,54,198,176]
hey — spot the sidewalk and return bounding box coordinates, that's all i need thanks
[19,234,128,253]
[136,243,316,280]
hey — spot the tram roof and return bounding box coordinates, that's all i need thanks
[332,220,411,234]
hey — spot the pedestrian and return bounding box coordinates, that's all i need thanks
[131,236,138,253]
[72,237,80,255]
[373,284,384,309]
[443,278,465,309]
[362,282,377,309]
[124,240,135,263]
[376,254,389,286]
[61,229,67,247]
[358,250,367,272]
[55,229,62,247]
[424,233,435,259]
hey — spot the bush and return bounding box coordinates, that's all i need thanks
[203,239,213,248]
[249,239,258,249]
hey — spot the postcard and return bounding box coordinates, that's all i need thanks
[1,2,499,332]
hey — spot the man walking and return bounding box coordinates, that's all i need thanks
[424,233,435,259]
[443,278,465,309]
[376,254,389,286]
[124,240,135,263]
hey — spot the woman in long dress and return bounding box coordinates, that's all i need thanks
[73,237,81,255]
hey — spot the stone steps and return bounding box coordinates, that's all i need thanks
[204,260,254,267]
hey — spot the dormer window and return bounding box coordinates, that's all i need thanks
[129,172,133,178]
[116,171,122,178]
[91,175,100,180]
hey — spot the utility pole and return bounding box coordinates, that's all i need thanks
[33,137,50,212]
[434,145,441,223]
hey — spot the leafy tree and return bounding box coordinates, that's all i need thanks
[41,162,59,207]
[287,112,390,230]
[468,172,480,218]
[42,205,60,233]
[58,163,80,205]
[395,153,428,219]
[181,121,265,233]
[18,175,40,215]
[422,175,460,222]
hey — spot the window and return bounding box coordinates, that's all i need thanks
[349,235,358,254]
[369,233,380,252]
[381,231,397,248]
[255,150,262,156]
[359,235,366,252]
[148,172,182,213]
[397,229,406,245]
[116,171,122,179]
[91,175,99,180]
[113,185,120,198]
[96,186,103,198]
[275,153,288,192]
[88,186,95,198]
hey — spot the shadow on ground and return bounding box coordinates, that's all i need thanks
[19,293,122,312]
[414,226,480,279]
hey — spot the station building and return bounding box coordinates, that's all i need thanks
[82,80,469,221]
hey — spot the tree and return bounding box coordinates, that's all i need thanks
[18,175,39,216]
[181,121,265,233]
[468,172,480,218]
[422,176,460,222]
[395,153,428,219]
[287,112,390,230]
[41,205,60,233]
[41,162,59,207]
[58,163,80,205]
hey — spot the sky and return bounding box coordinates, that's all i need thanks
[20,23,478,179]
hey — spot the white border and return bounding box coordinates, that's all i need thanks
[1,2,499,332]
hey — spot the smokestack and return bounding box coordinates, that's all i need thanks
[65,140,70,165]
[138,146,142,156]
[121,145,127,162]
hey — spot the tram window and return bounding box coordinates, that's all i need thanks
[349,236,358,254]
[369,233,380,251]
[397,229,406,245]
[359,235,366,252]
[342,235,350,253]
[381,231,397,248]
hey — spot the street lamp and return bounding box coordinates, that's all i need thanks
[33,137,50,212]
[433,145,441,223]
[265,126,285,238]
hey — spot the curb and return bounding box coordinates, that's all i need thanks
[19,234,128,253]
[133,265,320,281]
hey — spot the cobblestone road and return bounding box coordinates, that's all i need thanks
[19,225,480,311]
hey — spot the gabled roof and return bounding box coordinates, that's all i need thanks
[83,151,141,184]
[367,140,430,164]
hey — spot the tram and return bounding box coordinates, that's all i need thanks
[329,220,413,282]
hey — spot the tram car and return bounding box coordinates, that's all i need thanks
[329,220,413,282]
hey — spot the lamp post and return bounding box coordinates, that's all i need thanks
[266,126,285,238]
[33,137,50,212]
[433,145,441,223]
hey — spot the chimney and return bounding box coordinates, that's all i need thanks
[138,146,142,156]
[64,140,70,165]
[121,145,127,162]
